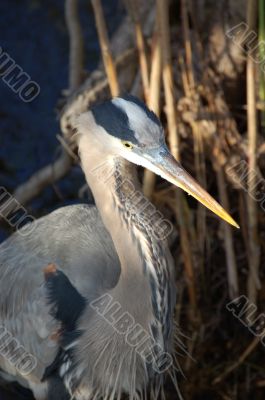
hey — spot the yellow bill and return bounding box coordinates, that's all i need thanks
[138,147,239,229]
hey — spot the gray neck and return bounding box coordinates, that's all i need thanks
[82,149,146,278]
[79,144,172,340]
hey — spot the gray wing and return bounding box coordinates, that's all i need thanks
[0,204,120,383]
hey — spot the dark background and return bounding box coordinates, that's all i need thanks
[0,0,123,242]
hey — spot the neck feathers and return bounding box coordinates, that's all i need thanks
[111,161,173,344]
[82,151,174,346]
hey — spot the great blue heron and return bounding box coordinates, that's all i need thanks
[0,95,238,400]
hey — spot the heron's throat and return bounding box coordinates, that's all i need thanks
[84,154,145,251]
[81,152,169,277]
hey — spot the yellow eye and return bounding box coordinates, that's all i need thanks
[122,141,134,149]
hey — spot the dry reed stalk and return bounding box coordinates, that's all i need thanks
[246,1,260,306]
[216,169,239,298]
[157,0,197,312]
[216,167,239,301]
[124,0,150,102]
[135,23,150,100]
[91,0,120,96]
[180,0,195,89]
[148,35,162,115]
[143,30,162,197]
[239,192,249,257]
[178,56,190,96]
[157,0,178,158]
[191,122,206,251]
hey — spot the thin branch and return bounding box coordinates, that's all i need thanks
[65,0,84,91]
[213,337,260,384]
[7,152,72,211]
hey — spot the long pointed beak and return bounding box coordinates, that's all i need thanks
[139,147,239,228]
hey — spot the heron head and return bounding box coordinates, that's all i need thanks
[76,94,239,228]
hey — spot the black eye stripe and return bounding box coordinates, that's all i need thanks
[91,101,138,144]
[91,95,162,145]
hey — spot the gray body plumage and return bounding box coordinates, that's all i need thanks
[0,201,176,399]
[0,206,118,392]
[0,94,179,399]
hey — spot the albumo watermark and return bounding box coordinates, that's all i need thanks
[0,326,37,376]
[226,22,265,71]
[227,295,265,346]
[226,160,265,211]
[0,46,40,102]
[90,293,173,374]
[0,186,36,236]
